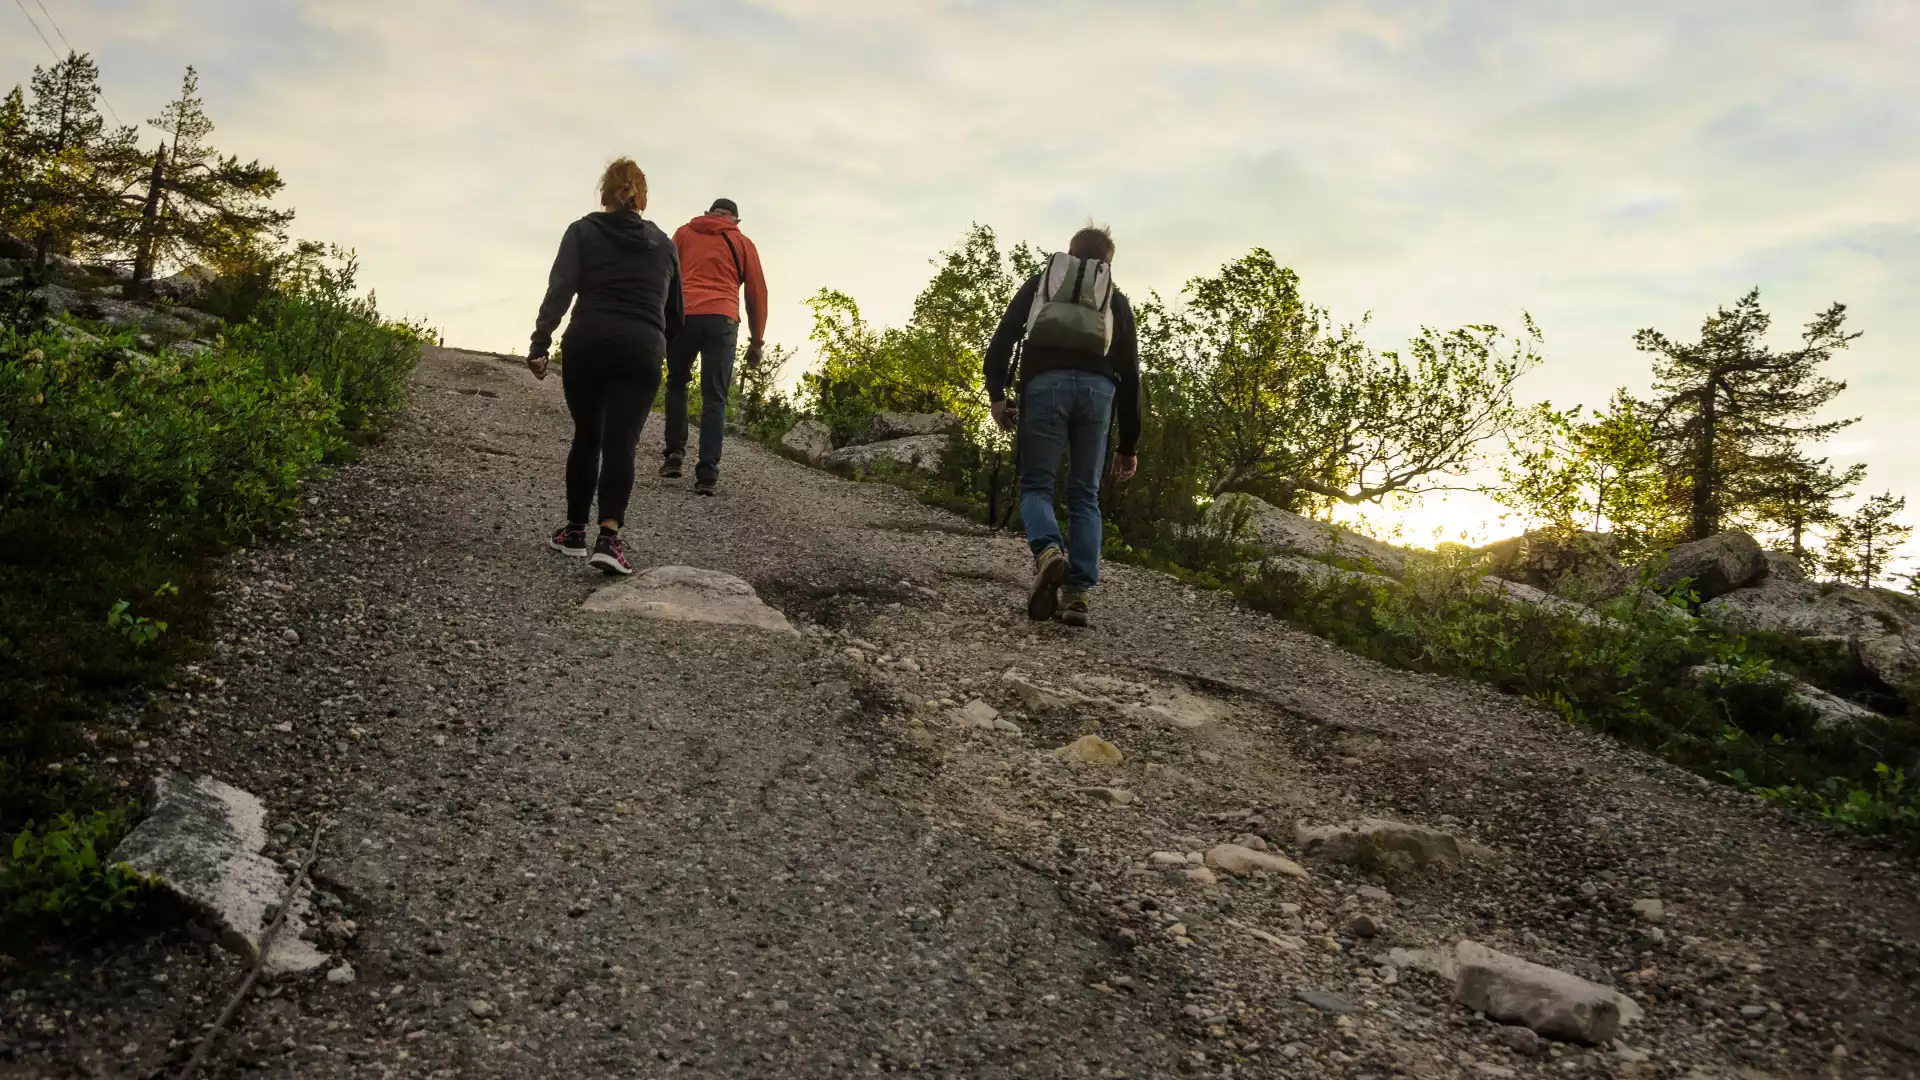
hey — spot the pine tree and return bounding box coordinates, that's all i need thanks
[1639,289,1858,542]
[1739,451,1865,572]
[1821,492,1912,588]
[0,86,34,241]
[19,52,141,264]
[127,67,292,295]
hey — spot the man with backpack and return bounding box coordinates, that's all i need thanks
[662,198,768,495]
[983,225,1141,628]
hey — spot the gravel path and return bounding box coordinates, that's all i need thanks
[6,345,1918,1079]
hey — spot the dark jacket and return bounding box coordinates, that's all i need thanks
[982,273,1143,456]
[530,210,684,358]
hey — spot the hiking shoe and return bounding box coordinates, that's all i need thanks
[694,475,716,497]
[589,532,634,576]
[659,452,684,479]
[1027,546,1068,621]
[1061,592,1091,628]
[549,524,589,558]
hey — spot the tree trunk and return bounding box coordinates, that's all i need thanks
[127,145,166,300]
[1690,381,1718,541]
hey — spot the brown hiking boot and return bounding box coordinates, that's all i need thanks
[1027,547,1068,621]
[1061,591,1091,628]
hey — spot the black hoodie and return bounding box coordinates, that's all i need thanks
[530,210,684,358]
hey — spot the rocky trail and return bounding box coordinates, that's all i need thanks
[7,345,1918,1079]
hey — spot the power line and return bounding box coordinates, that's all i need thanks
[10,0,59,62]
[27,0,125,127]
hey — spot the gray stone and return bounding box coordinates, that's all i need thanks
[1687,664,1886,730]
[1702,578,1920,688]
[1477,577,1619,628]
[1255,552,1401,593]
[1478,530,1628,596]
[1762,549,1807,583]
[467,999,497,1019]
[147,264,217,304]
[1002,669,1095,710]
[1294,989,1357,1014]
[326,962,356,984]
[856,410,963,444]
[1452,940,1622,1045]
[1204,843,1309,879]
[820,433,949,476]
[953,699,1000,729]
[779,419,833,463]
[109,774,327,975]
[582,565,795,635]
[1494,1024,1543,1055]
[1208,492,1409,577]
[1630,898,1664,924]
[1651,530,1768,600]
[1295,817,1463,868]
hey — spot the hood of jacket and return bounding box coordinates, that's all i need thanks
[685,213,742,237]
[583,210,661,252]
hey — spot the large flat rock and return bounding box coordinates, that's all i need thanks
[1452,940,1625,1045]
[1207,492,1408,577]
[582,565,795,634]
[109,774,326,975]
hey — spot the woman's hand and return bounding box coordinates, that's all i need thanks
[528,352,550,381]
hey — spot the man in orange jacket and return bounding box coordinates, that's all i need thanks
[661,197,768,495]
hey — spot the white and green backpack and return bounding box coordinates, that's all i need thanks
[1024,252,1115,355]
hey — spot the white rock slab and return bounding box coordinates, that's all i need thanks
[110,774,326,975]
[582,565,795,634]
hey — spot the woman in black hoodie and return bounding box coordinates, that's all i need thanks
[528,157,683,575]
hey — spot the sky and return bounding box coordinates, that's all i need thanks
[6,0,1917,560]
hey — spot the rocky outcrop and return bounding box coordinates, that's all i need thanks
[147,264,217,303]
[1762,550,1807,583]
[30,282,221,339]
[1256,553,1400,593]
[1478,530,1628,596]
[1476,577,1619,628]
[109,774,328,975]
[779,419,833,464]
[820,433,949,476]
[1686,664,1886,730]
[1207,492,1407,577]
[1702,579,1920,688]
[582,565,796,635]
[856,410,962,444]
[1650,530,1768,600]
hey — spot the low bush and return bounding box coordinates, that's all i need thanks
[0,808,149,938]
[0,251,429,933]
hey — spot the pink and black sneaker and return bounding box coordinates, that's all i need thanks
[550,524,589,558]
[589,532,634,576]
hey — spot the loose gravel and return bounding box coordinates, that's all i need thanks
[4,345,1917,1079]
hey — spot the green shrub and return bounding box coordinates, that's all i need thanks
[226,248,430,435]
[1,248,428,913]
[0,322,338,531]
[0,808,149,937]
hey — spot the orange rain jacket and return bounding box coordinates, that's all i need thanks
[672,214,767,345]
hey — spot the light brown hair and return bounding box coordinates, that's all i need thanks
[1068,224,1114,262]
[599,158,648,212]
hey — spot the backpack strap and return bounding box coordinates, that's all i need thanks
[719,232,746,285]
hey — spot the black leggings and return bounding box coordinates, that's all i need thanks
[560,336,663,529]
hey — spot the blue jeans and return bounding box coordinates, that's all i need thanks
[664,314,739,481]
[1018,369,1115,592]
